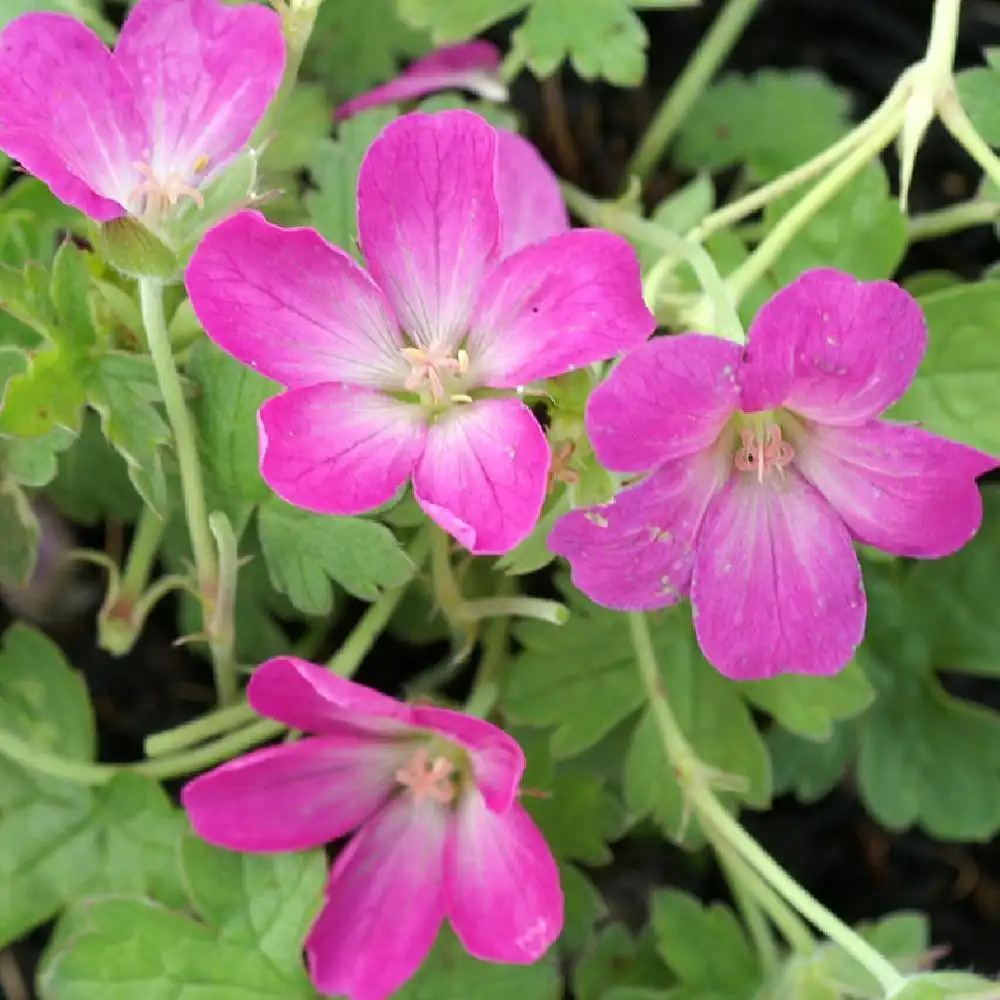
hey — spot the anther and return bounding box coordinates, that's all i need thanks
[130,162,205,215]
[395,747,456,805]
[401,344,468,401]
[734,423,795,482]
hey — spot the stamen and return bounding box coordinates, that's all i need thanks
[401,344,468,402]
[395,747,456,805]
[734,423,795,482]
[129,161,205,216]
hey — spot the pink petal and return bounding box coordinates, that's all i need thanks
[186,212,408,389]
[114,0,284,182]
[248,656,416,735]
[445,795,562,964]
[495,130,568,256]
[791,418,997,558]
[548,450,730,611]
[410,706,525,812]
[691,469,866,680]
[586,334,742,473]
[358,110,501,350]
[739,269,927,422]
[181,734,408,852]
[259,384,426,516]
[336,41,505,122]
[307,796,448,1000]
[466,230,654,387]
[412,398,549,555]
[0,13,142,218]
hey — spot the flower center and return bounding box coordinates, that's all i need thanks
[129,161,206,217]
[733,420,795,483]
[395,746,457,805]
[401,343,469,404]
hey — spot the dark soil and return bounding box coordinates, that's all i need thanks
[6,0,1000,995]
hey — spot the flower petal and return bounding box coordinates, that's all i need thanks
[307,796,448,1000]
[549,451,730,611]
[691,469,866,679]
[181,734,408,852]
[495,130,568,256]
[0,13,141,218]
[412,398,549,555]
[586,334,742,472]
[445,796,562,964]
[248,656,415,735]
[791,418,997,558]
[336,41,505,122]
[358,109,501,350]
[114,0,284,180]
[467,229,654,386]
[739,269,927,422]
[186,211,408,389]
[410,706,525,813]
[259,384,426,516]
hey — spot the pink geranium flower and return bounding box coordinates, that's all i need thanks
[182,657,563,1000]
[549,269,997,680]
[335,41,507,122]
[0,0,285,227]
[185,110,653,554]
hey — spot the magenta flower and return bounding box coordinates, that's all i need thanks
[182,657,563,1000]
[0,0,284,226]
[185,110,652,553]
[335,41,507,122]
[549,269,997,680]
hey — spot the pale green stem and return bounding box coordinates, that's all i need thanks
[924,0,962,84]
[463,612,510,719]
[144,701,257,757]
[939,89,1000,191]
[628,0,764,182]
[628,612,906,997]
[687,69,915,245]
[718,852,783,973]
[725,107,904,305]
[138,279,216,597]
[908,198,1000,240]
[206,512,239,706]
[457,596,568,626]
[560,181,744,342]
[119,505,165,599]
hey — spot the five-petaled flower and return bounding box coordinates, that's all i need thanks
[549,268,997,680]
[182,656,563,1000]
[185,109,654,554]
[335,41,508,122]
[0,0,285,230]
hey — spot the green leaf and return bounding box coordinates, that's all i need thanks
[85,352,170,516]
[0,483,39,585]
[0,345,87,436]
[650,890,760,997]
[0,259,55,347]
[50,242,98,352]
[675,70,851,180]
[560,863,608,952]
[956,66,1000,148]
[306,107,397,253]
[573,923,673,1000]
[188,338,278,509]
[1,425,75,488]
[258,498,414,615]
[742,660,875,741]
[48,412,141,524]
[637,174,715,273]
[768,722,853,804]
[394,926,560,1000]
[763,161,907,283]
[890,281,1000,455]
[306,0,430,100]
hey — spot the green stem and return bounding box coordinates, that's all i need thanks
[908,198,1000,240]
[138,279,216,598]
[457,596,568,626]
[206,512,239,705]
[627,612,906,997]
[939,88,1000,191]
[561,181,744,343]
[119,505,165,599]
[725,105,904,305]
[144,701,256,758]
[718,852,783,973]
[463,613,510,719]
[628,0,764,182]
[688,70,915,245]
